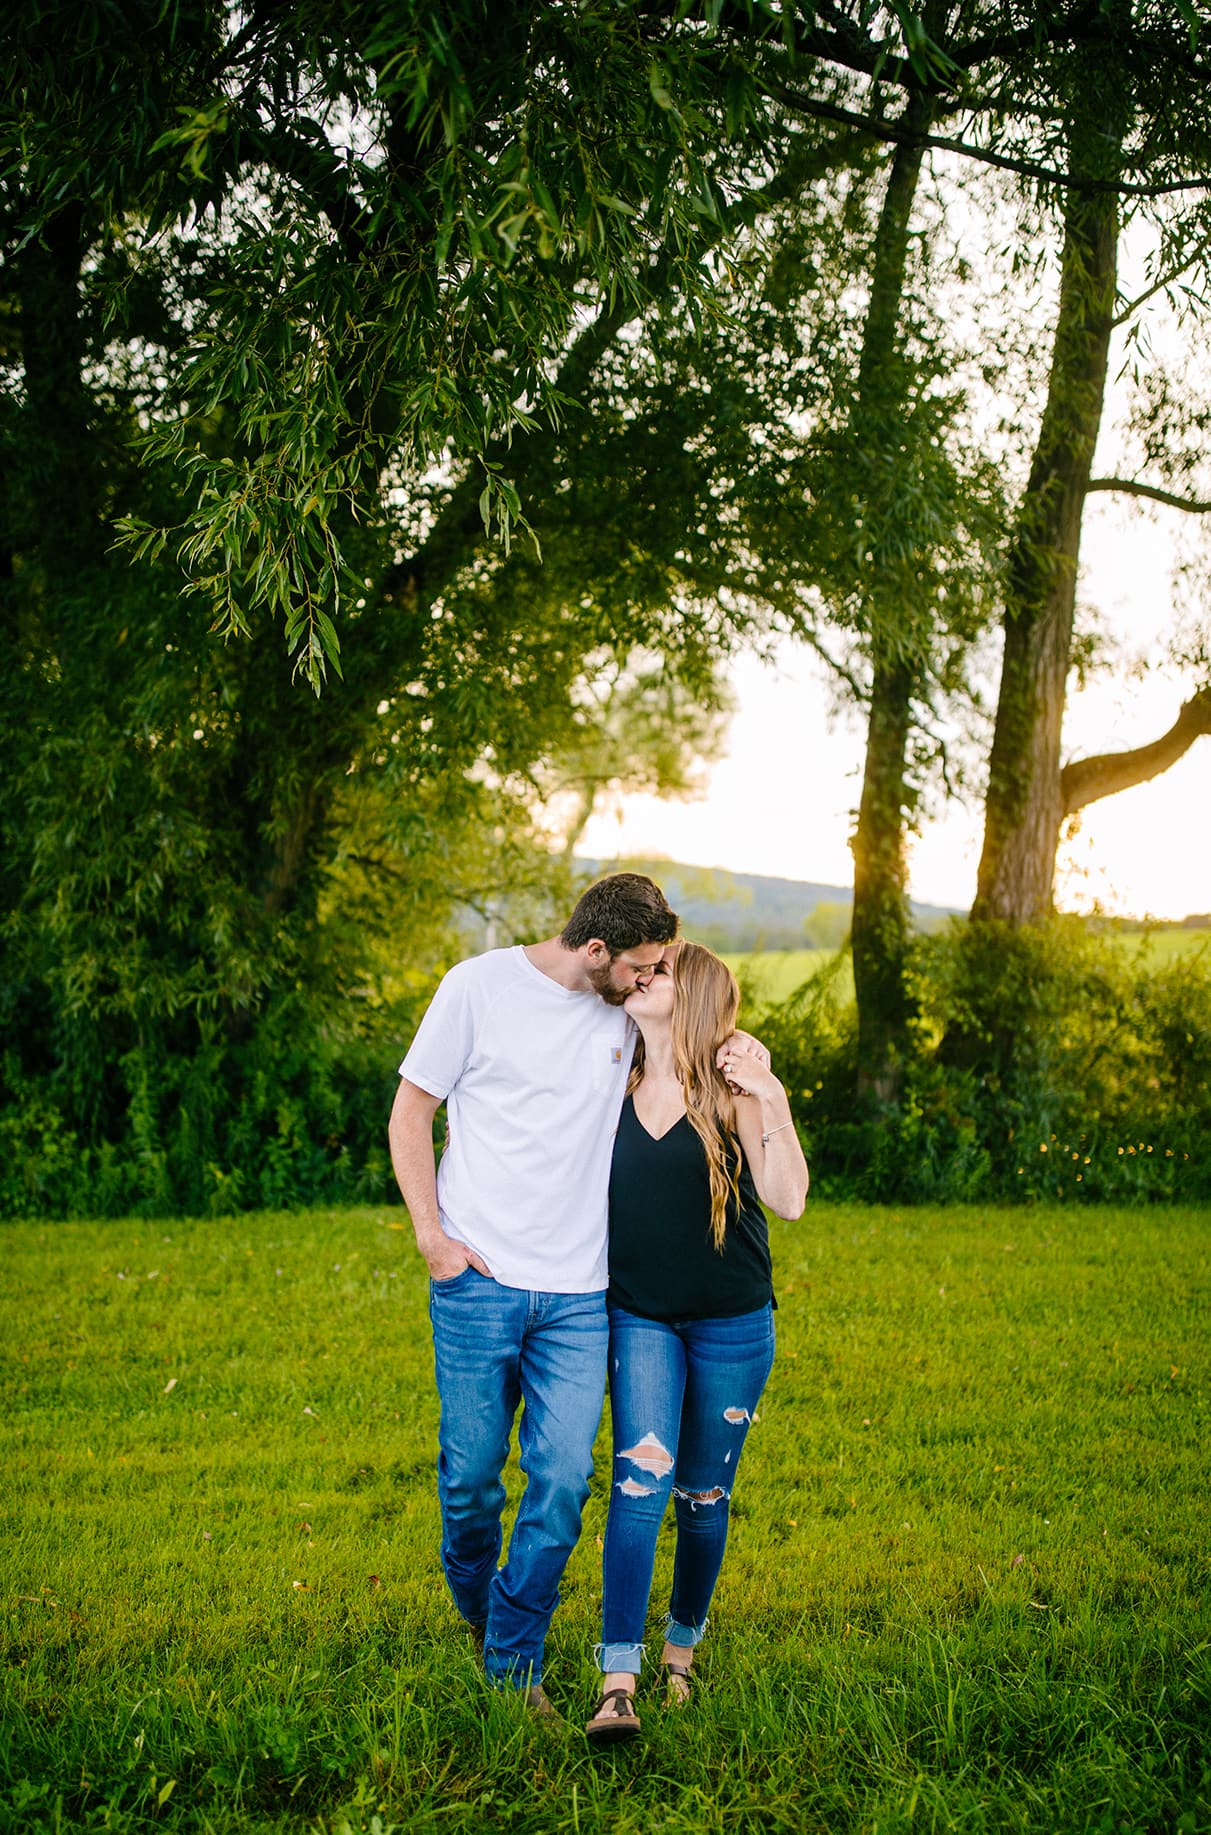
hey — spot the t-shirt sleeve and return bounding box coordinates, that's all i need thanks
[398,965,475,1100]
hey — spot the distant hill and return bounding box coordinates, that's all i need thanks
[577,856,960,952]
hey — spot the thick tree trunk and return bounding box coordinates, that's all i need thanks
[847,92,932,1103]
[971,108,1121,927]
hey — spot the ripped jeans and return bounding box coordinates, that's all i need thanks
[599,1302,775,1675]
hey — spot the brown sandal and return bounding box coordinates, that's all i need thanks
[585,1687,642,1744]
[664,1662,694,1707]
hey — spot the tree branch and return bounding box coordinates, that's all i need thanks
[701,0,914,89]
[1061,687,1211,815]
[767,1,1211,117]
[1086,478,1211,513]
[762,85,1211,197]
[947,2,1110,74]
[344,852,412,887]
[1112,233,1211,326]
[785,624,869,704]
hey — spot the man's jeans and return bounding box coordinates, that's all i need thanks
[429,1268,608,1686]
[599,1301,775,1675]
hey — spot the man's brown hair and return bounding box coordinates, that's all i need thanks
[560,873,679,954]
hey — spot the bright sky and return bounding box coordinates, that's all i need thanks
[578,496,1210,922]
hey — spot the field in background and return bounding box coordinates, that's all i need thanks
[729,948,845,1007]
[729,927,1210,1010]
[3,1204,1208,1834]
[1109,927,1211,964]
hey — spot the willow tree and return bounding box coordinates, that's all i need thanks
[9,0,1211,1205]
[2,0,876,1207]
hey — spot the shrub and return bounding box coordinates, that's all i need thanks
[0,992,423,1220]
[748,922,1211,1205]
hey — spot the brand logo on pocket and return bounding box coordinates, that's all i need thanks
[610,1047,623,1064]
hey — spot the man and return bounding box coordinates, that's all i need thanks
[388,873,754,1712]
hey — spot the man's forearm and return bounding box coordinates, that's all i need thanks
[388,1082,487,1279]
[388,1082,454,1267]
[390,1113,444,1251]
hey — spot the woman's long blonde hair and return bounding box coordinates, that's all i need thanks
[628,940,742,1250]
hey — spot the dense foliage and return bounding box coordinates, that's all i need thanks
[4,1,776,1213]
[4,4,1211,1214]
[750,924,1211,1205]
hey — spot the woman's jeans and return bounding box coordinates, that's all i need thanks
[599,1301,775,1675]
[429,1268,608,1687]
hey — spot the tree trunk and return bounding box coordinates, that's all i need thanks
[852,655,917,1100]
[971,105,1122,927]
[16,202,101,578]
[847,91,932,1103]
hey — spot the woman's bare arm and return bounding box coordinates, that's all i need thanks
[724,1044,809,1218]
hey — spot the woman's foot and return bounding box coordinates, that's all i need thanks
[585,1676,641,1744]
[661,1640,694,1706]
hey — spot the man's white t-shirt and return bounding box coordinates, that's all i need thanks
[399,946,634,1292]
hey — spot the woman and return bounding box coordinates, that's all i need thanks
[585,940,808,1743]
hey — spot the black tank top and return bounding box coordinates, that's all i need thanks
[607,1094,774,1322]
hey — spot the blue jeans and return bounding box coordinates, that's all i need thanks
[428,1268,608,1687]
[599,1302,775,1675]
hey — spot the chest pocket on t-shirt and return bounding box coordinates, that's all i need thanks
[590,1035,630,1092]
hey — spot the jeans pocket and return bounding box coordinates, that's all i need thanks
[430,1265,481,1295]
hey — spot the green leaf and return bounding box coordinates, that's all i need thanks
[648,60,675,111]
[1174,0,1201,48]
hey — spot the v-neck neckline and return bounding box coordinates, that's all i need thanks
[629,1095,688,1145]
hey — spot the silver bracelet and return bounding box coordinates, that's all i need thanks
[762,1120,794,1145]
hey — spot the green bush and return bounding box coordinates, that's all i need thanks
[0,995,417,1221]
[749,921,1211,1205]
[0,1056,85,1217]
[735,952,858,1190]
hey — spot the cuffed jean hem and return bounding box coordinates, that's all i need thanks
[596,1640,645,1676]
[664,1613,708,1648]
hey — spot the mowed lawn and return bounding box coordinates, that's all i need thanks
[2,1204,1208,1835]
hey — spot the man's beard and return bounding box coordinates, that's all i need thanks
[586,958,628,1005]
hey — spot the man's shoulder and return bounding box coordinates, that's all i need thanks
[438,946,524,993]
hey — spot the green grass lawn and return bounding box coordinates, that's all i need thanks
[3,1204,1208,1834]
